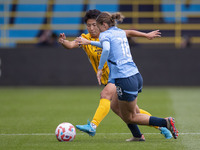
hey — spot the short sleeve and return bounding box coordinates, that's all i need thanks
[80,33,89,50]
[81,33,87,39]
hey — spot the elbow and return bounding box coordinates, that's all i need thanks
[62,40,77,49]
[103,48,110,54]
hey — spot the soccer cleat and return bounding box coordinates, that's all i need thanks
[166,117,178,139]
[76,120,96,137]
[159,127,173,139]
[126,134,145,142]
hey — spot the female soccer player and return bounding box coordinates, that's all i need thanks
[58,9,172,141]
[90,11,178,139]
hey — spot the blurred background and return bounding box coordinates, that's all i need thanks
[0,0,200,86]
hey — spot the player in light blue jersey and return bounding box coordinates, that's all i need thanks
[94,12,178,140]
[98,25,138,81]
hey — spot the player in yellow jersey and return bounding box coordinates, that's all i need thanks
[58,9,172,141]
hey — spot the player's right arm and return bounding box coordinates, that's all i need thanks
[58,33,79,49]
[75,37,102,48]
[125,30,161,40]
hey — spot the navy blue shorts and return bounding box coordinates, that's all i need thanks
[115,73,143,101]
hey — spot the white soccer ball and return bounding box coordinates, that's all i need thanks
[55,122,76,142]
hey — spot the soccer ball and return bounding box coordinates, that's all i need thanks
[55,122,76,142]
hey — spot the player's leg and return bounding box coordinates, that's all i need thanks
[111,89,172,140]
[118,97,145,140]
[114,74,148,141]
[76,83,115,136]
[110,90,121,117]
[76,82,144,139]
[139,109,172,139]
[115,73,149,125]
[111,90,146,120]
[91,83,115,127]
[118,98,150,125]
[114,76,145,141]
[115,74,178,139]
[118,97,178,139]
[110,90,145,141]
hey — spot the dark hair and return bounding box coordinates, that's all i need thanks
[96,12,124,27]
[84,9,101,23]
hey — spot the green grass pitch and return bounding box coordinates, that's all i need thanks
[0,86,200,150]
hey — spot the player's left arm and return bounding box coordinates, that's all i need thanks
[124,30,161,40]
[97,41,110,85]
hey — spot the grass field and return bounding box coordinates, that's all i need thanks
[0,86,200,150]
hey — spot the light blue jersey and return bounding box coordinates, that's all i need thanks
[98,26,139,80]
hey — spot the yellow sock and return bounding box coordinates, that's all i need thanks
[91,98,110,127]
[139,109,159,129]
[139,109,152,116]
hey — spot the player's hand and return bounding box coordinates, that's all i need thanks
[97,69,103,85]
[146,30,161,40]
[58,33,66,44]
[75,37,90,45]
[60,33,66,39]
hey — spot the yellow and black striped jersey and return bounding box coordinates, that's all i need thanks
[81,33,109,85]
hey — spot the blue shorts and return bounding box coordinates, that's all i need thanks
[115,73,143,101]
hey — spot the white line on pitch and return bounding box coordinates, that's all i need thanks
[0,133,200,136]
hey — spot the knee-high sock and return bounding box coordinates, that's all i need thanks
[149,116,167,127]
[91,98,110,127]
[127,124,142,138]
[139,109,159,129]
[139,109,152,116]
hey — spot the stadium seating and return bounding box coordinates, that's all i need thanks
[0,0,200,47]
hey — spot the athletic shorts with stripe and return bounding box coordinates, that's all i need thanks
[115,73,143,101]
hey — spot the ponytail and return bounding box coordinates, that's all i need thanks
[111,12,124,23]
[96,12,125,27]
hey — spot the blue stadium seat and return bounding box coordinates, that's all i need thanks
[95,4,118,12]
[0,17,3,25]
[52,1,119,36]
[14,17,45,24]
[9,30,39,38]
[0,0,120,47]
[161,4,200,23]
[53,4,83,12]
[52,4,83,36]
[11,4,47,38]
[14,4,47,24]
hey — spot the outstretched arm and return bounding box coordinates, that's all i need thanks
[58,33,79,49]
[75,37,102,48]
[125,30,161,40]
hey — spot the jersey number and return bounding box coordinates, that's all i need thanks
[117,38,131,57]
